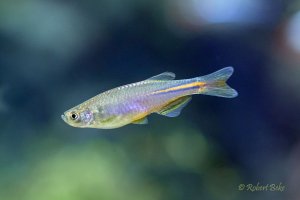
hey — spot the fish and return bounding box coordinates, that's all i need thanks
[61,67,238,129]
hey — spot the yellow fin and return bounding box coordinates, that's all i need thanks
[157,96,192,117]
[132,117,148,125]
[199,67,238,98]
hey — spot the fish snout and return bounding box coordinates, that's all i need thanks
[61,114,67,122]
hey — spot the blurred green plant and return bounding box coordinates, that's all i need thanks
[0,123,242,200]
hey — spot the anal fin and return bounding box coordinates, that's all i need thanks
[157,96,192,117]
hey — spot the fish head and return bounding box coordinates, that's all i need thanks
[61,106,94,128]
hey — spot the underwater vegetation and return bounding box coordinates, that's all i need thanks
[1,125,243,200]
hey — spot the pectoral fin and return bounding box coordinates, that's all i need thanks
[157,96,192,117]
[132,117,148,125]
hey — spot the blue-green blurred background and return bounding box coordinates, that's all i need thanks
[1,0,300,199]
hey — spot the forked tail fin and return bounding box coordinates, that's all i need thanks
[197,67,238,98]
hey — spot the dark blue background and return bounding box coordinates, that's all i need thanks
[0,0,299,199]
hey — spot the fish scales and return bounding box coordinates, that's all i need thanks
[62,67,238,129]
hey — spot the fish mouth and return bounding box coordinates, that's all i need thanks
[61,114,67,122]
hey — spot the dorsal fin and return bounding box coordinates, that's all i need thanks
[157,96,192,117]
[147,72,176,80]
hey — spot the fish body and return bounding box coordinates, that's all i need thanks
[61,67,238,129]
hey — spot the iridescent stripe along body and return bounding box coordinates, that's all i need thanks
[61,67,238,129]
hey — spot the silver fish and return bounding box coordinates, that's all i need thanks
[61,67,238,129]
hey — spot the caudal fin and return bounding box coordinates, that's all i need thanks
[197,67,238,98]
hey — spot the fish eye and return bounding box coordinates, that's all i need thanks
[70,112,79,120]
